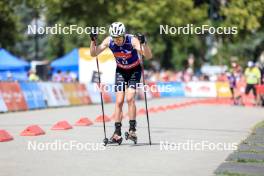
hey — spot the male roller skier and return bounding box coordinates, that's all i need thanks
[90,22,152,143]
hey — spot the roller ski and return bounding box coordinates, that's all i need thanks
[104,122,123,146]
[125,120,137,144]
[108,133,123,145]
[125,130,137,144]
[103,133,123,146]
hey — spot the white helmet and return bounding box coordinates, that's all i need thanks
[248,61,254,67]
[109,22,126,37]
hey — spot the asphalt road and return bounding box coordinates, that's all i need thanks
[0,98,263,176]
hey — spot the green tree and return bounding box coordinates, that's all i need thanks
[0,0,20,52]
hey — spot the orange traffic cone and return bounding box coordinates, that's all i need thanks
[0,130,13,142]
[20,125,45,136]
[51,121,72,130]
[156,106,166,112]
[165,105,174,110]
[137,108,146,116]
[75,117,93,126]
[95,115,111,123]
[149,107,158,113]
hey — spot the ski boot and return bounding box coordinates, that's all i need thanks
[125,120,137,144]
[108,122,123,145]
[108,133,123,145]
[125,130,137,144]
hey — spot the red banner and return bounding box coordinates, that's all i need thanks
[0,82,28,111]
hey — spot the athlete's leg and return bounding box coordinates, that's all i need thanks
[252,84,258,105]
[126,65,141,133]
[114,67,126,123]
[245,84,251,95]
[110,91,125,141]
[112,67,126,139]
[126,88,137,121]
[126,88,137,139]
[114,91,125,123]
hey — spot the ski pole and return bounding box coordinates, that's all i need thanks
[94,40,108,145]
[139,43,152,146]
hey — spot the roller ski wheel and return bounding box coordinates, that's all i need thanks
[103,138,109,146]
[125,131,137,144]
[108,134,123,145]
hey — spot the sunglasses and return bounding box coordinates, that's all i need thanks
[113,36,123,39]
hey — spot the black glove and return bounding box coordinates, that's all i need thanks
[135,33,146,44]
[90,33,98,41]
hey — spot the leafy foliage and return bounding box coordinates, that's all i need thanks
[1,0,264,69]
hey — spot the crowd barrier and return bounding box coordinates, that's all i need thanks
[20,82,46,109]
[0,81,263,112]
[0,82,28,112]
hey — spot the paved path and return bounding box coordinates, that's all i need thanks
[0,98,263,176]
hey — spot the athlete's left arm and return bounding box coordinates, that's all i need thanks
[132,37,153,59]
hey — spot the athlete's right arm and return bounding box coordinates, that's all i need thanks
[90,37,110,57]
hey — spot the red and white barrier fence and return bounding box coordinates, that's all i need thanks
[0,81,263,113]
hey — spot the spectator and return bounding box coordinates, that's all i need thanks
[69,71,77,82]
[52,70,63,82]
[217,72,228,82]
[231,61,243,80]
[28,70,40,81]
[259,52,264,84]
[227,72,237,103]
[6,71,13,81]
[64,70,73,82]
[244,61,261,103]
[183,70,192,82]
[258,63,264,84]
